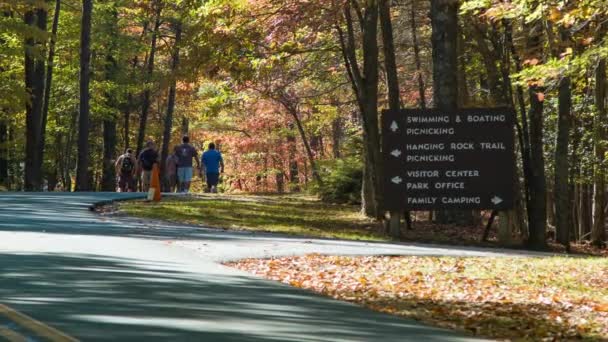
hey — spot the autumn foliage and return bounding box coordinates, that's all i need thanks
[229,255,608,340]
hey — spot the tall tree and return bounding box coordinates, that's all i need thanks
[38,0,61,181]
[555,76,572,248]
[24,5,47,191]
[410,0,426,109]
[337,0,381,218]
[431,0,472,225]
[136,0,162,155]
[592,57,607,247]
[379,0,402,237]
[160,20,182,191]
[101,5,120,192]
[525,18,547,250]
[0,11,9,188]
[75,0,93,191]
[101,120,117,191]
[0,121,7,187]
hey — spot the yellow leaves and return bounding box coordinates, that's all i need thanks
[560,12,577,28]
[549,7,562,22]
[560,47,573,59]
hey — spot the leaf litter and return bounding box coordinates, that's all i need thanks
[227,255,608,341]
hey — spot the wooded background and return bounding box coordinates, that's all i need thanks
[0,0,607,249]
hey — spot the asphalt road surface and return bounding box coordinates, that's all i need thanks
[0,192,525,341]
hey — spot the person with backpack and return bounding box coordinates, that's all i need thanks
[176,135,200,193]
[115,148,137,192]
[201,142,224,193]
[165,146,180,193]
[138,140,159,192]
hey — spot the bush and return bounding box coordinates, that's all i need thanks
[312,157,362,204]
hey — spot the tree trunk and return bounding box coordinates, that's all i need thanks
[470,21,504,104]
[136,1,162,155]
[379,0,399,112]
[362,163,376,217]
[555,76,572,248]
[181,117,189,136]
[75,0,92,191]
[24,7,47,191]
[287,123,299,191]
[8,124,16,190]
[101,120,117,191]
[410,0,426,109]
[160,21,182,191]
[380,0,404,236]
[525,16,547,249]
[123,94,131,150]
[360,1,381,218]
[431,0,472,225]
[527,85,547,249]
[431,0,458,109]
[287,108,322,185]
[0,120,7,187]
[38,0,61,181]
[100,5,120,192]
[331,117,342,159]
[275,171,285,193]
[504,20,533,241]
[457,30,470,107]
[582,182,593,238]
[547,189,556,228]
[338,1,381,218]
[592,58,607,247]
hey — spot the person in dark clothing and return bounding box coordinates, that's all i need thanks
[175,135,200,193]
[165,146,180,193]
[115,148,137,192]
[138,140,159,192]
[201,142,224,193]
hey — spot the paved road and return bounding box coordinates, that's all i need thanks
[0,193,520,341]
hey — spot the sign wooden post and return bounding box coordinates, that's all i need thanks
[383,107,516,212]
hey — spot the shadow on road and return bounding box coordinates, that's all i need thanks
[0,252,470,341]
[0,192,549,258]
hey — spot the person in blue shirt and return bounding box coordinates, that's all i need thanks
[201,142,224,193]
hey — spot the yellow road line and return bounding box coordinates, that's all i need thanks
[0,304,79,342]
[0,327,27,342]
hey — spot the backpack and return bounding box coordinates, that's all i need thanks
[120,155,134,173]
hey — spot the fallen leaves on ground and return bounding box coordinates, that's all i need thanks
[227,255,608,341]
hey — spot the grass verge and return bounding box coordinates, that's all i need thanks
[118,194,608,256]
[227,255,608,341]
[119,194,386,241]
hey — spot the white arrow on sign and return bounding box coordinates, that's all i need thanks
[390,121,399,132]
[391,176,403,184]
[491,196,503,205]
[390,149,402,157]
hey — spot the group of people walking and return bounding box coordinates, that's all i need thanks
[114,136,224,194]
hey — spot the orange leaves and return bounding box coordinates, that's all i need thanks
[523,58,540,66]
[593,303,608,312]
[581,37,594,46]
[536,92,545,102]
[227,255,608,340]
[549,7,563,22]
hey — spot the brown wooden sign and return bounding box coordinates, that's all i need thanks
[382,108,516,211]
